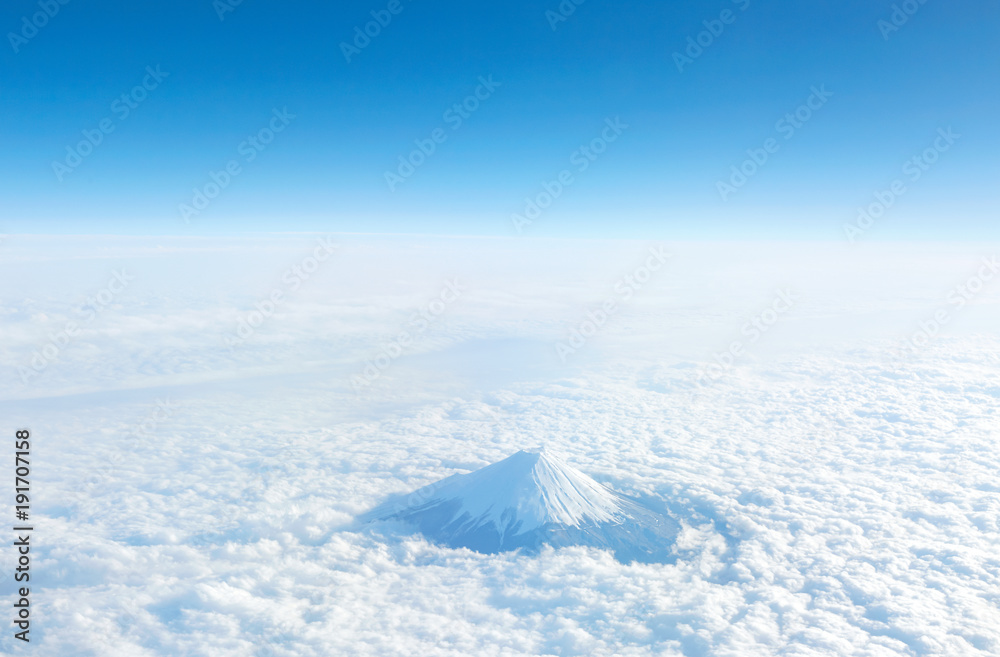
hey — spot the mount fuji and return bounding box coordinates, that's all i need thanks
[361,448,680,563]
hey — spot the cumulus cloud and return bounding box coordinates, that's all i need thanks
[1,236,999,655]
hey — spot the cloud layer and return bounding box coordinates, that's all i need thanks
[1,236,998,655]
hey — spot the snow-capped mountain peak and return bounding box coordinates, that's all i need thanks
[425,448,623,534]
[361,449,679,563]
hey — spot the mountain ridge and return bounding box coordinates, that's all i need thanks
[361,448,679,563]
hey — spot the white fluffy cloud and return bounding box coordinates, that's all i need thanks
[1,236,998,655]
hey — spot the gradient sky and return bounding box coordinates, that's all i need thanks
[1,0,997,238]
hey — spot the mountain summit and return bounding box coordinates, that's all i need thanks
[361,448,679,563]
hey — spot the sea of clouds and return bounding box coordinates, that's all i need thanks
[1,235,998,656]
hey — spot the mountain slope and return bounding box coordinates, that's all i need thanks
[361,448,679,563]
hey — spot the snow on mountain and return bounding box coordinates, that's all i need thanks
[361,448,680,563]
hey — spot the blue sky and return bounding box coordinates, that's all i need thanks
[1,0,997,238]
